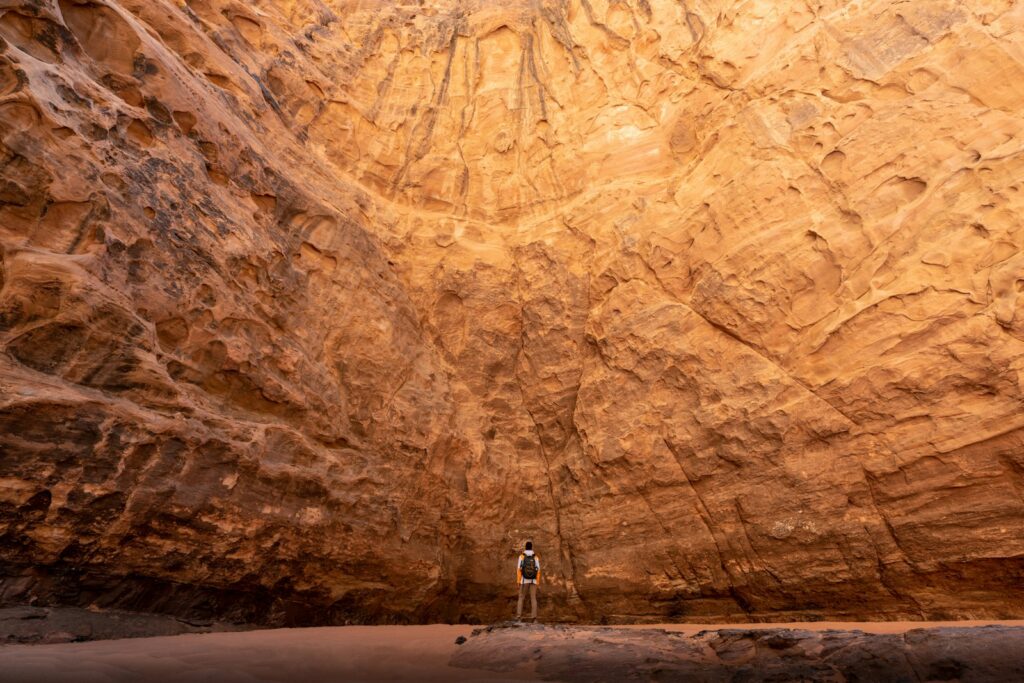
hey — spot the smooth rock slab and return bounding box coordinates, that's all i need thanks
[451,623,1024,682]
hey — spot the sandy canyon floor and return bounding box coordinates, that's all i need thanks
[3,620,1024,682]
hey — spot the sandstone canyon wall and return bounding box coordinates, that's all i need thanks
[1,0,1023,625]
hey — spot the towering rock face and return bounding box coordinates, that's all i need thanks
[1,0,1023,624]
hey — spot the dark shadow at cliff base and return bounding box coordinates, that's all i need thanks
[5,559,1024,631]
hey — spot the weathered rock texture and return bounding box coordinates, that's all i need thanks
[0,0,1023,624]
[452,623,1024,682]
[0,605,244,644]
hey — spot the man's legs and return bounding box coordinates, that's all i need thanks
[516,583,525,619]
[529,583,537,620]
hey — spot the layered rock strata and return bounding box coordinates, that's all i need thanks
[0,0,1023,623]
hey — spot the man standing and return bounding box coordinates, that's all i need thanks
[515,540,540,621]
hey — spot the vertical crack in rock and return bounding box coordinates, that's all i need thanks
[663,438,736,589]
[511,248,580,608]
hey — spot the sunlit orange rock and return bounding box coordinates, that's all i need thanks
[1,0,1023,624]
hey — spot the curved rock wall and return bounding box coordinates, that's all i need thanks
[1,0,1023,624]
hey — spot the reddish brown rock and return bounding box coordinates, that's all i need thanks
[0,0,1023,625]
[451,623,1024,682]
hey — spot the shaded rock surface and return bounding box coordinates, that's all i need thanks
[0,605,244,644]
[452,623,1024,682]
[0,0,1022,624]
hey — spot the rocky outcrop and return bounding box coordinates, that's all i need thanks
[452,623,1024,682]
[1,0,1023,624]
[0,605,244,644]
